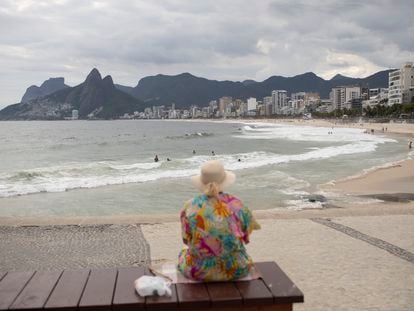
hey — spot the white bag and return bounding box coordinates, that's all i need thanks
[134,275,172,297]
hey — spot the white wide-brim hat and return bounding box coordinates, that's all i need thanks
[191,160,236,192]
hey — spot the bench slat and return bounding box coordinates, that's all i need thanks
[256,262,304,304]
[78,268,117,311]
[145,268,178,311]
[235,279,273,305]
[112,267,145,311]
[206,282,242,307]
[145,284,178,311]
[176,283,210,309]
[44,269,90,311]
[0,271,34,310]
[9,270,62,311]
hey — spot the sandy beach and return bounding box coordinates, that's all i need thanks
[324,157,414,195]
[238,117,414,136]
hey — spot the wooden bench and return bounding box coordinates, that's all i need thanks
[0,261,303,311]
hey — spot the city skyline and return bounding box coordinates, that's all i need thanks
[1,0,413,108]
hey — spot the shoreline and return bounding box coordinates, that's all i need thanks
[1,200,413,226]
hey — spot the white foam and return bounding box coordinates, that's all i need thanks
[285,199,324,210]
[0,140,384,197]
[236,122,397,144]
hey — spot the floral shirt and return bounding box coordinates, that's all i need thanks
[177,193,260,281]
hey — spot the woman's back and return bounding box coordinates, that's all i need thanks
[178,193,258,281]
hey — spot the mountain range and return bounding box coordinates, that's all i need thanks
[21,77,69,103]
[0,68,393,120]
[0,69,144,120]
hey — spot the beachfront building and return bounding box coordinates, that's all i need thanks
[330,86,361,110]
[363,88,389,108]
[71,109,78,120]
[315,99,334,113]
[304,92,320,111]
[271,90,287,114]
[388,62,414,105]
[247,97,257,116]
[291,92,306,101]
[263,96,273,116]
[219,96,232,117]
[289,99,305,114]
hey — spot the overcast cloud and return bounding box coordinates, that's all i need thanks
[0,0,413,108]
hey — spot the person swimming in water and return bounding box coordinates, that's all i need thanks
[211,150,215,156]
[154,155,159,162]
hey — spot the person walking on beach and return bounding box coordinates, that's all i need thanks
[178,160,260,281]
[409,140,412,150]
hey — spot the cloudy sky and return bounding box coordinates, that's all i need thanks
[1,0,413,108]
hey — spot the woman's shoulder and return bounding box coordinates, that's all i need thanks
[219,193,244,208]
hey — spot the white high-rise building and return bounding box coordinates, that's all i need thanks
[271,90,287,114]
[71,110,78,120]
[330,86,361,110]
[247,97,257,111]
[388,62,414,105]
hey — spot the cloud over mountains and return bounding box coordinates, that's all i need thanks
[0,0,413,108]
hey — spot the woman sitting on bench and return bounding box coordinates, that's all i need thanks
[178,160,260,281]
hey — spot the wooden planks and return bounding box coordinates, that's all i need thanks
[78,268,117,311]
[0,262,303,310]
[256,261,304,304]
[235,279,273,306]
[0,271,35,311]
[145,283,178,311]
[9,270,62,311]
[44,269,90,311]
[176,283,210,310]
[112,267,146,311]
[206,282,242,307]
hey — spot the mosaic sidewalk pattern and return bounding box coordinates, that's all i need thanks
[0,224,151,272]
[311,218,414,264]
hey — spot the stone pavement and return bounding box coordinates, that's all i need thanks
[0,224,150,272]
[141,214,414,311]
[0,214,413,310]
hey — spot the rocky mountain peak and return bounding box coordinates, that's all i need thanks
[21,77,69,103]
[102,75,114,89]
[85,68,102,84]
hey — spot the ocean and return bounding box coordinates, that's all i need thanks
[0,120,408,217]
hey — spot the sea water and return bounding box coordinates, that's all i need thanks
[0,120,409,217]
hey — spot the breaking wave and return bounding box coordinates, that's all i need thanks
[166,132,214,139]
[0,140,383,197]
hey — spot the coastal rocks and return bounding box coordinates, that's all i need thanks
[306,194,328,203]
[362,193,414,203]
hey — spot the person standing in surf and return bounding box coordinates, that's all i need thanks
[178,160,260,281]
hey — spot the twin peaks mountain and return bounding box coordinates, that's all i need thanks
[0,68,392,120]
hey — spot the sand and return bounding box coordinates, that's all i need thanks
[221,117,414,136]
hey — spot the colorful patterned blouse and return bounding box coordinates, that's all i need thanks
[178,193,260,281]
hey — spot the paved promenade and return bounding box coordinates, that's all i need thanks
[142,214,414,311]
[0,213,413,310]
